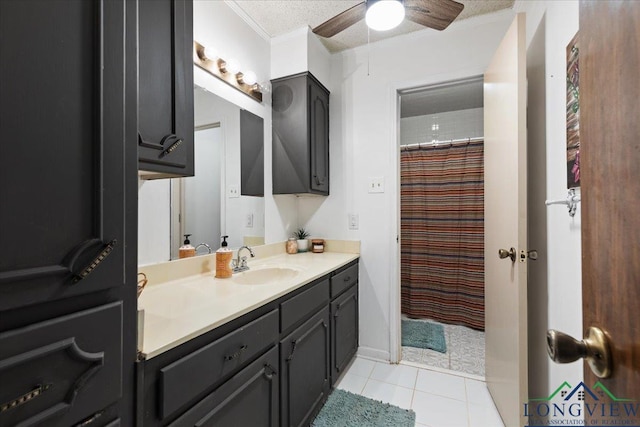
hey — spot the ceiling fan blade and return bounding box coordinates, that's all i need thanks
[312,2,367,38]
[405,0,464,31]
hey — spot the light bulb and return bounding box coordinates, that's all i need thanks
[365,0,405,32]
[204,46,218,60]
[240,70,257,86]
[226,58,241,75]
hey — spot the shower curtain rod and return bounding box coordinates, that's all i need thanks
[400,136,484,150]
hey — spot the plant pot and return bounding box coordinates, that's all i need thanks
[296,239,309,253]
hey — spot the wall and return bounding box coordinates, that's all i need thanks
[271,27,332,87]
[400,108,484,145]
[299,11,516,360]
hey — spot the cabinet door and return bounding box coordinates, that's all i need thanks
[272,74,309,194]
[0,303,123,427]
[280,307,330,427]
[138,0,194,177]
[0,0,127,311]
[331,285,359,386]
[168,346,279,427]
[309,79,329,195]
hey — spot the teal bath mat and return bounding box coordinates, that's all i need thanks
[401,319,447,353]
[312,389,416,427]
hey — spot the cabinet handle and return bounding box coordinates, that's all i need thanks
[343,276,351,282]
[263,364,277,381]
[313,175,325,186]
[286,341,297,362]
[159,137,184,158]
[0,384,51,414]
[138,133,183,157]
[224,345,248,361]
[65,239,117,284]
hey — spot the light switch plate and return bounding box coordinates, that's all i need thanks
[349,213,359,230]
[368,176,385,193]
[228,185,240,198]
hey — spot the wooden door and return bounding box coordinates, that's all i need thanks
[484,13,528,427]
[580,0,640,422]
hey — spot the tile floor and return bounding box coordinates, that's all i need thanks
[336,356,504,427]
[402,319,485,377]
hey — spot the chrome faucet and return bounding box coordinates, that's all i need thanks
[232,246,255,273]
[195,243,213,255]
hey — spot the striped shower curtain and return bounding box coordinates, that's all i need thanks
[400,141,484,331]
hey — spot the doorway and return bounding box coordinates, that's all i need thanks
[397,77,486,378]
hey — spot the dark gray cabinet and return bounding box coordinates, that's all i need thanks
[168,347,279,427]
[240,109,265,196]
[272,72,330,196]
[138,0,194,178]
[0,0,137,425]
[137,262,357,426]
[331,284,359,385]
[280,307,331,427]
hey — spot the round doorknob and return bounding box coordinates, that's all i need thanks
[546,327,612,378]
[498,247,516,262]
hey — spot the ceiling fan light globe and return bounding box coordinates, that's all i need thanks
[365,0,405,32]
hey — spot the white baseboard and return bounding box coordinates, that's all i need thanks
[356,346,390,363]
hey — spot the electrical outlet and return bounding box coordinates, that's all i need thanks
[245,213,253,228]
[348,213,359,230]
[227,185,240,198]
[368,176,385,193]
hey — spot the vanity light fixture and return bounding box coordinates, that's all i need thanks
[193,41,263,103]
[237,70,257,86]
[365,0,405,32]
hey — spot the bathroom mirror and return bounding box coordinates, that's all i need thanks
[169,86,265,259]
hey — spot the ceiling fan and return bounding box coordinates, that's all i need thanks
[312,0,465,38]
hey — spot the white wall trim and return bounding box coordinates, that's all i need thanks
[357,346,391,363]
[224,0,272,42]
[389,66,488,365]
[389,87,402,364]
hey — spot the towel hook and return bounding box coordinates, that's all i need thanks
[545,188,581,217]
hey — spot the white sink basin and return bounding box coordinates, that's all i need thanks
[231,267,300,285]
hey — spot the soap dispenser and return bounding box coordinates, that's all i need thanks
[179,234,196,259]
[215,235,233,278]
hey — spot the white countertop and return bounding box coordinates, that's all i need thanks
[138,251,359,359]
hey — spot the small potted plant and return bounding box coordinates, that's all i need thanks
[293,228,310,253]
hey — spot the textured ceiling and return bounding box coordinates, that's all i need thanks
[231,0,515,52]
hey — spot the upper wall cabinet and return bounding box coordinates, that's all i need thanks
[138,0,194,179]
[272,72,330,196]
[240,109,265,197]
[0,0,133,311]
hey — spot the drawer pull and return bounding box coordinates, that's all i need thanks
[74,410,104,426]
[286,341,298,362]
[343,276,351,282]
[159,138,184,158]
[73,240,117,284]
[224,345,248,361]
[0,383,51,413]
[263,363,277,381]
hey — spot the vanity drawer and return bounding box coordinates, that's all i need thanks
[280,278,329,333]
[0,302,122,427]
[159,309,279,419]
[330,263,358,298]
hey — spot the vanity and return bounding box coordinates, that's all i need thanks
[136,243,359,426]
